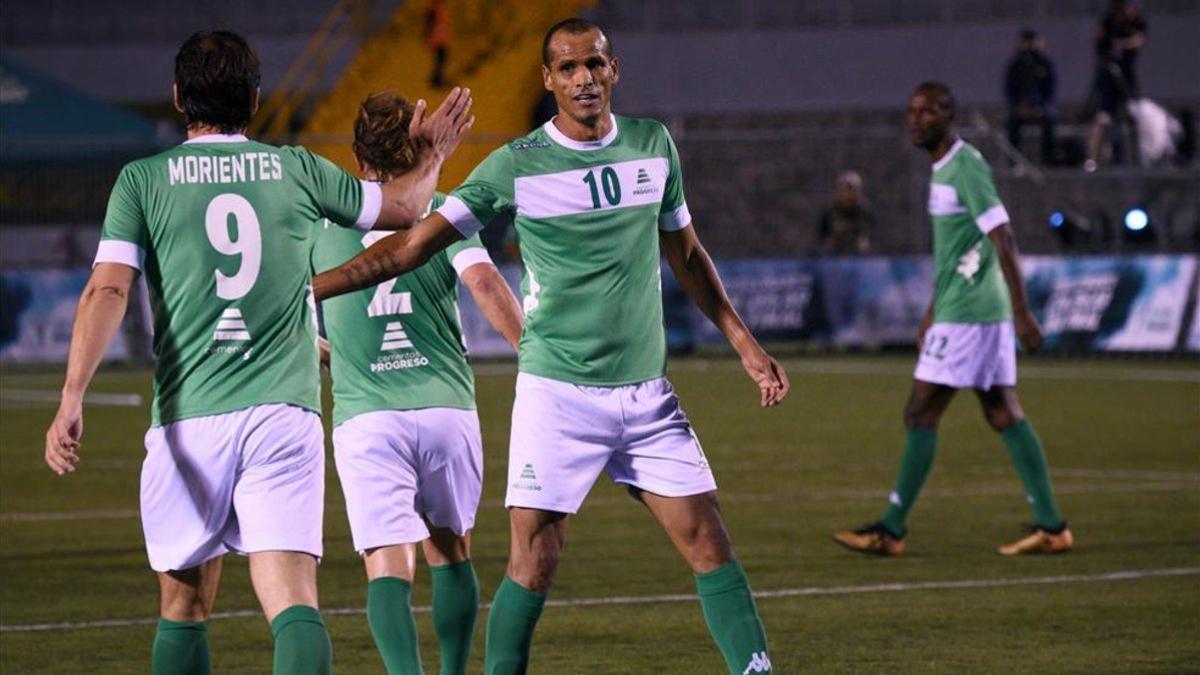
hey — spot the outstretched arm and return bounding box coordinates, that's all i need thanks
[314,212,464,302]
[374,87,475,229]
[460,263,523,350]
[989,224,1043,352]
[45,263,137,475]
[660,225,790,407]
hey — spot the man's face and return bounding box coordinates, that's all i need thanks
[542,29,619,126]
[835,181,860,207]
[906,90,953,149]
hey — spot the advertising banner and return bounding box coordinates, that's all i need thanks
[0,269,130,363]
[1024,255,1197,352]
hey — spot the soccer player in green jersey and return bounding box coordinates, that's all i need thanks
[309,17,789,675]
[833,82,1073,557]
[41,31,473,674]
[313,92,524,675]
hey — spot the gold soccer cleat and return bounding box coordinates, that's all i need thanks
[998,526,1074,556]
[832,523,906,557]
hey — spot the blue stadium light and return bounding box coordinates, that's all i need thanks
[1049,212,1065,229]
[1124,208,1149,232]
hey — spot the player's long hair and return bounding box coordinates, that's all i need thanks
[353,93,417,182]
[174,31,261,133]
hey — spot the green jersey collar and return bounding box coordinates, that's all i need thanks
[543,114,618,152]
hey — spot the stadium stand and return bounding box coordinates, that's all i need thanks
[300,0,597,188]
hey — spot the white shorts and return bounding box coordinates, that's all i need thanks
[140,404,325,572]
[507,373,717,514]
[333,408,483,553]
[914,321,1017,390]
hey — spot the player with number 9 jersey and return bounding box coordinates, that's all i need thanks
[44,30,473,674]
[99,139,377,426]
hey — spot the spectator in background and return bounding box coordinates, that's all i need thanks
[1085,0,1147,170]
[818,171,874,256]
[425,0,451,88]
[1004,29,1057,164]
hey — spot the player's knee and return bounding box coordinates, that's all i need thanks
[508,547,560,594]
[904,406,940,430]
[683,536,734,574]
[984,407,1021,431]
[160,590,214,622]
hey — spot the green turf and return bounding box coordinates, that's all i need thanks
[2,356,1198,672]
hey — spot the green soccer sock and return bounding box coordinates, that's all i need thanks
[879,427,939,537]
[484,576,545,675]
[271,605,332,675]
[430,560,479,675]
[1001,418,1065,530]
[366,577,422,675]
[152,618,211,675]
[695,561,772,674]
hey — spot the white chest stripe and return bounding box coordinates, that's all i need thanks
[515,157,669,219]
[928,183,966,217]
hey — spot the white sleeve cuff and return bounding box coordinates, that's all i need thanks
[975,204,1010,233]
[658,202,692,231]
[354,180,383,231]
[451,248,494,277]
[94,240,145,271]
[436,195,486,237]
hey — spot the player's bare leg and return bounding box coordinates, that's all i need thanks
[153,557,222,674]
[484,507,567,674]
[423,527,478,675]
[249,551,329,675]
[634,489,771,674]
[834,380,957,556]
[976,387,1072,555]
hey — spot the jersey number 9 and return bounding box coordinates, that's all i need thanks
[205,193,262,300]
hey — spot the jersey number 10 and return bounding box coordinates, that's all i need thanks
[583,167,622,209]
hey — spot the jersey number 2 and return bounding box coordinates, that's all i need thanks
[362,231,413,318]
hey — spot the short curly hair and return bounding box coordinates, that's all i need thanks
[352,92,417,181]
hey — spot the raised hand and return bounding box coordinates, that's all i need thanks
[44,398,84,476]
[740,347,791,408]
[408,87,475,161]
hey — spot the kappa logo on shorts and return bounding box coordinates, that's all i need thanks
[512,463,542,492]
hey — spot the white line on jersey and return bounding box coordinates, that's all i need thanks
[2,567,1195,633]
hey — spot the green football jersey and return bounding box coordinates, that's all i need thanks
[927,139,1013,324]
[436,114,691,386]
[97,134,381,426]
[313,193,491,426]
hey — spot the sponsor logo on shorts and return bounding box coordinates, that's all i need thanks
[511,462,542,492]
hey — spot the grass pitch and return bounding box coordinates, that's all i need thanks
[1,356,1198,673]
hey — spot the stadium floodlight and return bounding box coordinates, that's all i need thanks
[1049,209,1090,248]
[1124,207,1149,232]
[1121,206,1155,246]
